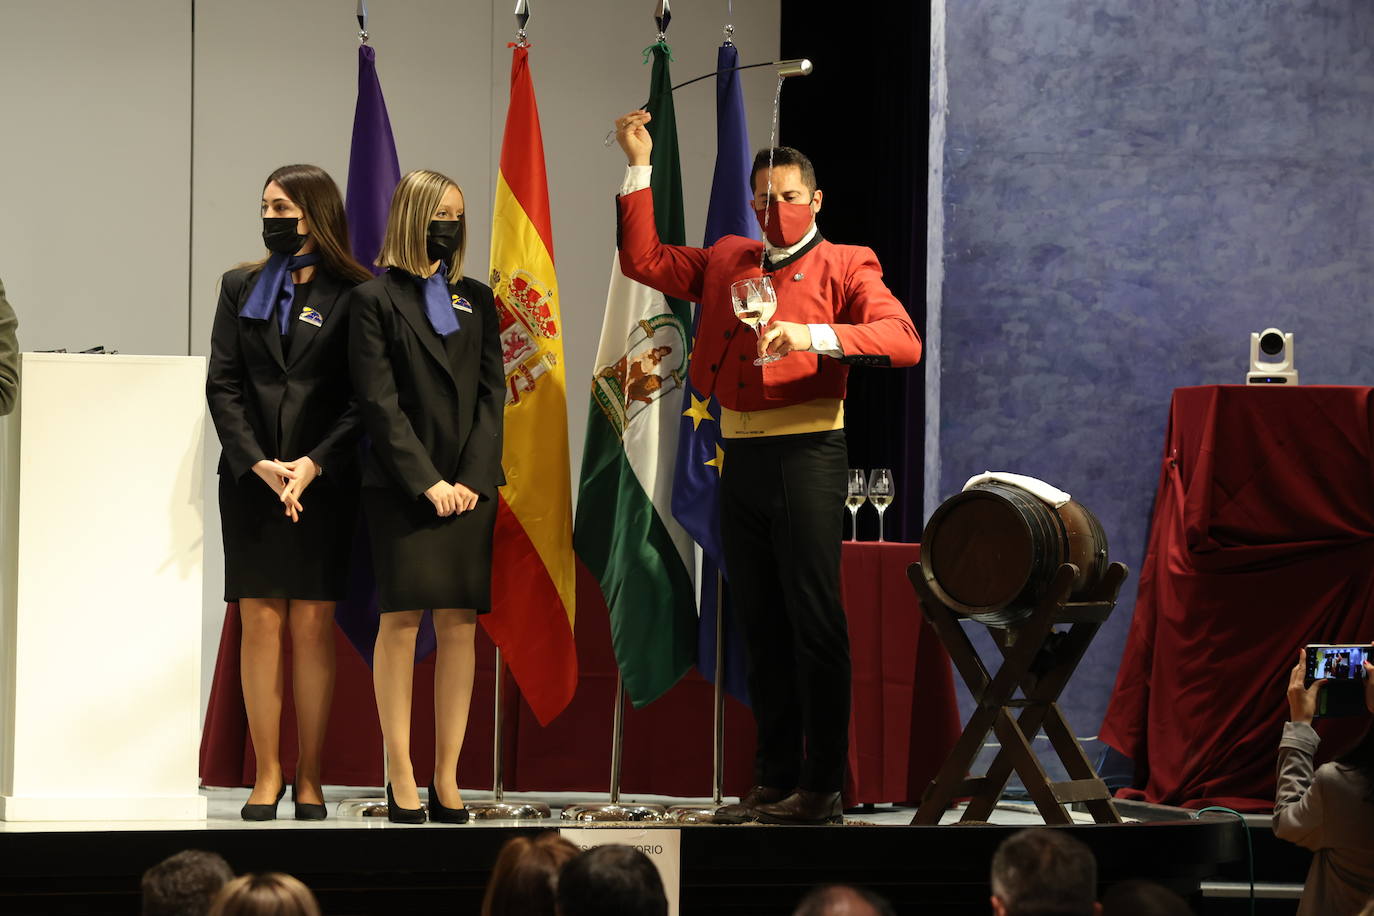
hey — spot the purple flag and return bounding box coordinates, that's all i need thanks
[346,44,401,275]
[335,42,437,666]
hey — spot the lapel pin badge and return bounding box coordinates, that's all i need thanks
[793,272,804,282]
[298,306,323,327]
[452,295,474,313]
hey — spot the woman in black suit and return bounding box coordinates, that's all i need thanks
[207,164,372,821]
[348,169,504,824]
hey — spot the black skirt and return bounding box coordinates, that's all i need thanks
[361,485,496,613]
[219,471,360,602]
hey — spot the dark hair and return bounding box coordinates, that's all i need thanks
[1334,718,1374,802]
[556,845,668,916]
[990,829,1097,916]
[481,831,579,916]
[750,147,818,195]
[248,164,372,286]
[141,850,234,916]
[1100,879,1192,916]
[794,884,896,916]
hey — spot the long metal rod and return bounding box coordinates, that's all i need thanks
[609,673,625,804]
[492,647,505,802]
[712,572,726,805]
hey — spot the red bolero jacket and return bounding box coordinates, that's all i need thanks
[616,188,921,412]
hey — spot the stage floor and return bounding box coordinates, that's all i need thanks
[0,786,1105,833]
[0,789,1265,915]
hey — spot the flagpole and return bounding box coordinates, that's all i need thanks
[668,568,730,823]
[712,570,726,805]
[562,673,667,822]
[465,648,552,820]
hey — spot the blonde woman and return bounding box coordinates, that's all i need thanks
[206,164,372,821]
[347,170,504,824]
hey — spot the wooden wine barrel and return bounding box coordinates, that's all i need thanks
[921,482,1109,626]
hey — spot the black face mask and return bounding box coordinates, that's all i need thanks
[262,217,307,255]
[426,219,464,263]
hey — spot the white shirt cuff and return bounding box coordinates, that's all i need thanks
[808,323,843,357]
[620,165,652,196]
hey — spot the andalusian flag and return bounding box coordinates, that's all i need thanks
[574,43,696,707]
[485,43,578,725]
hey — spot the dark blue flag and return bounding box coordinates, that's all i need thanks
[672,43,756,703]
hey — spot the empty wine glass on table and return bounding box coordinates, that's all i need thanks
[730,276,781,366]
[846,469,867,541]
[868,468,894,543]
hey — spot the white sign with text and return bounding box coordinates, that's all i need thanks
[559,827,682,916]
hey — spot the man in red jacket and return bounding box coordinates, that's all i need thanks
[614,110,921,825]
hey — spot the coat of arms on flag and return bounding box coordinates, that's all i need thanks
[592,315,686,438]
[492,267,560,405]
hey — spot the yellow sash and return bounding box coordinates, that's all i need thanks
[719,398,845,439]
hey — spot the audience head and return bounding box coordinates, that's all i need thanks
[990,829,1101,916]
[557,844,668,916]
[481,831,579,916]
[1100,880,1192,915]
[207,873,321,916]
[794,884,896,916]
[141,849,234,916]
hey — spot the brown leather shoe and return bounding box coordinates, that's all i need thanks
[713,785,788,824]
[755,789,844,825]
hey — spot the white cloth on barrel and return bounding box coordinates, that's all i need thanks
[961,471,1071,508]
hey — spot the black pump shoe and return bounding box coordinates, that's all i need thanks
[428,784,469,824]
[241,782,287,821]
[386,783,426,824]
[292,785,328,821]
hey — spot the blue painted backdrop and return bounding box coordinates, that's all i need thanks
[934,0,1374,769]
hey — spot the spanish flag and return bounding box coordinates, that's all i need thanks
[485,43,577,725]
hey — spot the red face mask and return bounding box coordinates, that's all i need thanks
[755,199,814,248]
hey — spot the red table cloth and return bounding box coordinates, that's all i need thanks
[1100,385,1374,810]
[200,542,959,805]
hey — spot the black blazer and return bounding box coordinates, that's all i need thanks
[347,269,505,500]
[207,266,362,481]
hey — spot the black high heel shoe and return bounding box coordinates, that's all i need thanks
[428,783,469,825]
[240,782,286,821]
[293,784,328,821]
[386,783,426,824]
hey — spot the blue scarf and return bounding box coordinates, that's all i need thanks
[240,251,323,335]
[419,269,461,337]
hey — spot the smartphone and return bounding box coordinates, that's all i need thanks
[1305,644,1371,687]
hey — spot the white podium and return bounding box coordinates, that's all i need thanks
[0,353,207,821]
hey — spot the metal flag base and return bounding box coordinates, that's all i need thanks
[667,802,718,824]
[561,801,668,823]
[467,799,552,821]
[335,796,394,818]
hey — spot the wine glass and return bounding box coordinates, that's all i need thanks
[846,469,867,541]
[730,276,781,366]
[868,468,894,543]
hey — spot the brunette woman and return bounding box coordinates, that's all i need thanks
[347,169,504,824]
[207,164,371,820]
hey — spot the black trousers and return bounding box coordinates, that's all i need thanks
[720,429,849,793]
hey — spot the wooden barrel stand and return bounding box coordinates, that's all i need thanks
[907,558,1129,826]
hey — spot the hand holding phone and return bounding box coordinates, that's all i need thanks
[1302,644,1374,718]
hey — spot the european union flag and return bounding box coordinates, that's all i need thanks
[671,42,756,703]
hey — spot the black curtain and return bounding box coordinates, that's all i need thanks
[779,1,930,542]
